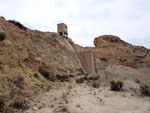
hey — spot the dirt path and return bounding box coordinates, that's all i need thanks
[25,82,150,113]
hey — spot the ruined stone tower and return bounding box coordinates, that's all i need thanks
[57,23,68,38]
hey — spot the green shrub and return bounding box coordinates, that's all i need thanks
[110,80,123,91]
[0,32,6,41]
[0,99,5,110]
[140,85,150,96]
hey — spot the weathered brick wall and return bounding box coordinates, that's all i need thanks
[78,51,95,74]
[72,44,96,74]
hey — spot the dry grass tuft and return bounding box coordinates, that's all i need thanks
[59,105,69,112]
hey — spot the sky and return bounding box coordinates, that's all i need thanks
[0,0,150,48]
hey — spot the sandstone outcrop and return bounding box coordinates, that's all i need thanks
[94,35,150,69]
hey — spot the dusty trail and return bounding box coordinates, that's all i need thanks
[25,82,150,113]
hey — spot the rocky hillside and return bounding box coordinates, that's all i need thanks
[0,17,84,76]
[0,17,84,102]
[0,17,150,113]
[94,35,150,68]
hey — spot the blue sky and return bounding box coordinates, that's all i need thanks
[0,0,150,48]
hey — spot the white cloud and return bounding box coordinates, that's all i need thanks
[0,0,150,48]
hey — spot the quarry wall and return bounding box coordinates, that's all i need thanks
[72,44,96,75]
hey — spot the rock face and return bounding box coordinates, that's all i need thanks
[0,17,84,96]
[0,17,83,76]
[94,35,128,48]
[94,35,150,68]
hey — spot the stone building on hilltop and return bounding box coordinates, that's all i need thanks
[57,23,68,38]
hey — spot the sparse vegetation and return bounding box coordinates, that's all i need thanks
[92,82,100,88]
[110,80,123,91]
[0,32,6,41]
[76,104,81,107]
[68,84,72,89]
[100,57,108,61]
[0,98,5,110]
[39,69,50,79]
[76,78,84,84]
[8,20,27,30]
[135,79,140,84]
[0,16,5,19]
[12,99,28,110]
[34,73,39,79]
[13,76,25,89]
[62,91,69,104]
[62,92,67,100]
[56,75,68,82]
[39,69,56,81]
[46,84,52,91]
[140,85,150,97]
[12,100,24,110]
[60,106,69,112]
[12,101,23,110]
[2,107,16,113]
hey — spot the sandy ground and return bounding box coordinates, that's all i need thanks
[25,81,150,113]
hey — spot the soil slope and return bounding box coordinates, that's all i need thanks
[0,17,83,101]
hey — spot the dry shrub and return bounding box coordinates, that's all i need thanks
[59,105,69,112]
[13,75,26,89]
[0,98,5,110]
[11,98,29,110]
[68,84,72,89]
[92,82,100,88]
[39,69,56,81]
[8,20,27,30]
[76,78,84,84]
[123,62,138,69]
[39,69,50,80]
[62,91,69,103]
[140,85,150,97]
[56,75,69,82]
[62,92,67,100]
[76,104,81,107]
[46,84,52,91]
[110,80,123,91]
[2,107,16,113]
[0,32,6,41]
